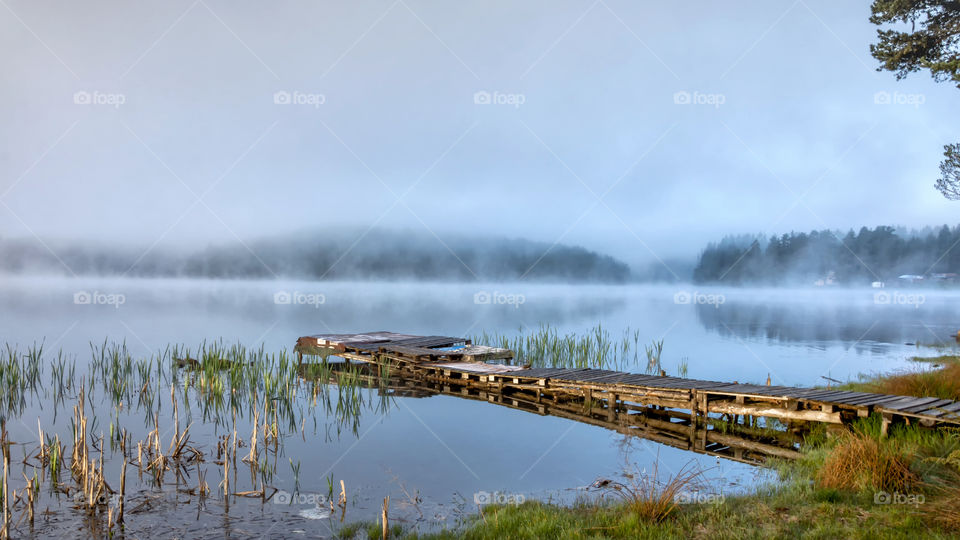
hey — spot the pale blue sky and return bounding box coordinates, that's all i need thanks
[1,0,957,267]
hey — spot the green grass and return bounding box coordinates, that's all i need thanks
[411,489,951,539]
[409,416,960,539]
[474,324,680,375]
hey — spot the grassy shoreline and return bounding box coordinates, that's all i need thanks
[394,357,960,539]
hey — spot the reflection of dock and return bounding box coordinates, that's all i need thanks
[317,363,802,465]
[296,332,960,437]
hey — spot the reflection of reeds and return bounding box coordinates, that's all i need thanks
[0,339,399,535]
[1,344,44,417]
[645,340,664,375]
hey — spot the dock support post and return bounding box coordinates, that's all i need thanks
[698,394,709,450]
[688,392,699,450]
[607,393,618,422]
[881,412,893,437]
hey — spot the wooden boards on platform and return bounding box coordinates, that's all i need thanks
[296,331,960,433]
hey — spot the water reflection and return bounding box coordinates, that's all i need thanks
[346,364,802,465]
[694,289,960,349]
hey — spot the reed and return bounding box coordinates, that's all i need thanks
[2,423,8,540]
[0,338,444,535]
[816,429,918,493]
[600,461,707,523]
[474,324,666,372]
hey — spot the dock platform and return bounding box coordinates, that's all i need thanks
[296,332,960,435]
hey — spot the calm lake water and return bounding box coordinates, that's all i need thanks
[1,277,958,537]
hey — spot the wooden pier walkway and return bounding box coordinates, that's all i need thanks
[296,332,960,436]
[315,362,805,465]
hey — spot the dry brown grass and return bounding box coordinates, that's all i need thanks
[602,461,706,523]
[858,362,960,401]
[924,485,960,531]
[816,430,918,493]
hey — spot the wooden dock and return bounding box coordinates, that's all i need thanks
[296,332,960,436]
[313,362,805,465]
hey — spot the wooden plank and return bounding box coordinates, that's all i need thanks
[918,402,960,418]
[843,395,910,407]
[880,397,942,411]
[782,388,837,398]
[825,392,876,402]
[519,368,567,378]
[581,373,634,383]
[310,332,419,346]
[380,345,445,358]
[791,390,853,401]
[839,394,893,405]
[393,336,466,348]
[899,399,956,414]
[548,369,599,380]
[574,371,622,382]
[805,391,863,402]
[709,401,843,424]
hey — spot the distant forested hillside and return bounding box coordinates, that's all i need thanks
[693,225,960,285]
[0,230,631,283]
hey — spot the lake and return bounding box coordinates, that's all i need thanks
[1,277,957,537]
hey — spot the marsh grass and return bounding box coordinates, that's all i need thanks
[600,461,706,523]
[475,324,672,373]
[840,355,960,402]
[815,430,918,492]
[0,339,396,537]
[417,416,960,540]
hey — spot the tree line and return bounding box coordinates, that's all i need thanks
[0,230,631,283]
[693,225,960,285]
